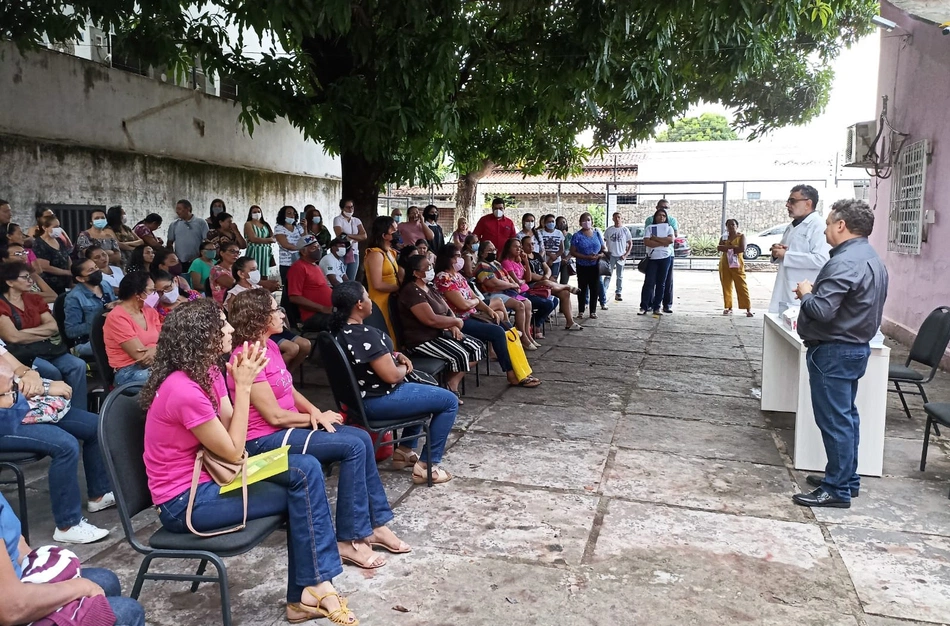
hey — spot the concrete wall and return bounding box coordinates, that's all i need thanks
[869,2,950,364]
[0,41,340,179]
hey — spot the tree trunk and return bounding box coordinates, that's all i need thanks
[340,151,386,278]
[456,159,495,224]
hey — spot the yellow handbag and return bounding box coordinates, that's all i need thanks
[505,329,533,382]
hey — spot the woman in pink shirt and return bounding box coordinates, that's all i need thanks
[227,289,410,570]
[142,299,358,625]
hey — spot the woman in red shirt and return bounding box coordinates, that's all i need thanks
[103,271,162,386]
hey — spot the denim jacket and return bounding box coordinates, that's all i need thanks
[64,282,116,341]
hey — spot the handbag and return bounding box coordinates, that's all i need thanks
[527,284,552,299]
[186,448,248,537]
[504,328,533,382]
[407,368,440,387]
[598,258,612,277]
[637,256,649,274]
[23,388,71,424]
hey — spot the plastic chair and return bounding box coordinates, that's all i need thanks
[0,450,45,544]
[98,383,285,626]
[315,332,435,486]
[90,312,114,389]
[920,403,950,474]
[889,306,950,421]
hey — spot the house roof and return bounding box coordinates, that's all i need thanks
[889,0,948,24]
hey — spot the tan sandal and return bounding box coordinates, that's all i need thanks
[391,448,419,470]
[304,590,359,625]
[412,463,453,485]
[339,540,386,569]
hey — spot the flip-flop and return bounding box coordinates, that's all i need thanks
[511,376,542,388]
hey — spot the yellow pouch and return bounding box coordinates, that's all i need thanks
[505,329,533,382]
[219,445,290,494]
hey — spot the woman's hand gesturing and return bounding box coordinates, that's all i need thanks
[228,341,269,389]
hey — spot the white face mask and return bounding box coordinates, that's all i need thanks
[424,268,435,283]
[581,220,592,229]
[454,257,465,272]
[343,211,354,218]
[161,284,180,304]
[248,270,261,284]
[51,227,64,238]
[524,221,535,230]
[334,247,346,258]
[493,209,504,218]
[251,212,262,220]
[283,217,296,225]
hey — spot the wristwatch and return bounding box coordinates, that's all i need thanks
[43,380,51,395]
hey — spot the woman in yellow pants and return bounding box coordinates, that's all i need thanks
[718,219,753,317]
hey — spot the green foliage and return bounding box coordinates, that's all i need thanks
[587,206,607,231]
[688,234,722,257]
[656,113,738,142]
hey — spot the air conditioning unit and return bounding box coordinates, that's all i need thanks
[843,121,877,168]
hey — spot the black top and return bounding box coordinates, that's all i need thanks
[427,224,445,254]
[337,324,400,398]
[32,236,72,293]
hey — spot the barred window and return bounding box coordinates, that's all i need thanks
[888,139,929,255]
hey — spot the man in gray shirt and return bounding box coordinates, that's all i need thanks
[791,199,888,509]
[166,199,209,273]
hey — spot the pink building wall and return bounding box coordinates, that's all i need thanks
[869,1,950,363]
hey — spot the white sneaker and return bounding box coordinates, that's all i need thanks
[53,519,110,544]
[87,492,116,513]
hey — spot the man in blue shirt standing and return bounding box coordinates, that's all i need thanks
[645,199,679,313]
[792,199,888,509]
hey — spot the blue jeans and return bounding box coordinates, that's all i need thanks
[114,364,151,386]
[344,260,359,281]
[157,454,341,603]
[525,294,556,326]
[806,342,870,501]
[601,255,626,297]
[33,353,88,414]
[0,408,111,528]
[247,425,393,542]
[362,383,458,464]
[461,318,512,372]
[640,256,673,311]
[73,341,94,357]
[83,567,146,626]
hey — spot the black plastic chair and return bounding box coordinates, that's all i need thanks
[90,312,114,390]
[316,332,435,486]
[889,306,950,422]
[57,294,108,410]
[0,450,45,544]
[98,383,285,626]
[920,403,950,475]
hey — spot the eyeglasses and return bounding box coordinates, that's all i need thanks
[787,198,808,204]
[17,274,32,281]
[0,387,18,405]
[223,248,239,254]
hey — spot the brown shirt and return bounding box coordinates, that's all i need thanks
[397,282,452,348]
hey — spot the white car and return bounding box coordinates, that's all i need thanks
[743,224,788,260]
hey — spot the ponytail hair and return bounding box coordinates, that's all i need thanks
[329,281,365,333]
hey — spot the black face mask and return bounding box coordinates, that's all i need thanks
[168,263,183,276]
[426,213,438,222]
[86,270,103,287]
[485,252,496,263]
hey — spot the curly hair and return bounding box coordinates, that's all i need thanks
[228,288,275,347]
[139,298,226,411]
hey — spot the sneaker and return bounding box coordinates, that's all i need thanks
[53,519,109,544]
[615,294,622,302]
[637,309,648,316]
[87,492,116,513]
[662,307,673,314]
[653,309,663,318]
[600,304,609,311]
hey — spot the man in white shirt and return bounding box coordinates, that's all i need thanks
[768,184,831,313]
[318,237,351,287]
[603,212,633,302]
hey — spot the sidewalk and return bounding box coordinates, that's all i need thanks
[5,270,950,625]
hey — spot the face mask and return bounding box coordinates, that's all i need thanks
[202,249,216,260]
[581,220,592,229]
[393,215,402,223]
[161,284,180,304]
[251,212,262,220]
[51,227,64,238]
[86,270,103,287]
[284,217,297,226]
[212,206,224,215]
[544,222,555,231]
[485,252,496,263]
[343,211,354,218]
[472,243,480,251]
[312,216,322,225]
[334,247,346,259]
[309,248,322,261]
[454,257,465,272]
[493,209,504,218]
[426,214,438,223]
[92,218,107,229]
[424,268,435,283]
[0,392,30,436]
[248,270,261,284]
[168,263,183,276]
[144,292,160,308]
[524,221,535,230]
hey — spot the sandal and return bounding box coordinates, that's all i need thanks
[412,463,453,485]
[589,313,598,319]
[570,286,580,295]
[287,602,322,624]
[449,388,464,405]
[576,313,584,320]
[565,323,583,331]
[304,590,359,625]
[391,448,419,470]
[368,528,412,554]
[723,309,733,315]
[511,376,542,388]
[746,311,755,317]
[339,540,386,569]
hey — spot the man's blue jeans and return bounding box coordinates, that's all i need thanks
[640,256,673,311]
[601,255,626,298]
[806,342,871,501]
[247,425,394,542]
[83,567,146,626]
[33,353,88,413]
[0,408,111,529]
[363,383,458,464]
[157,453,341,603]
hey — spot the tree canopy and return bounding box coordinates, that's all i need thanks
[2,0,877,218]
[656,113,739,142]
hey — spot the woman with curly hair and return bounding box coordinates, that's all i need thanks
[142,299,358,625]
[227,288,409,568]
[125,244,155,275]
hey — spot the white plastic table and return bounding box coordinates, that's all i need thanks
[760,313,889,476]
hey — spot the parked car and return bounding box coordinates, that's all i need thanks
[622,224,691,260]
[743,224,788,260]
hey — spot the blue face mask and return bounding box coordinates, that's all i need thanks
[0,391,29,436]
[472,243,480,251]
[312,216,322,225]
[284,217,297,226]
[93,218,107,230]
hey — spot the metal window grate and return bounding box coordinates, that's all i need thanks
[888,139,928,255]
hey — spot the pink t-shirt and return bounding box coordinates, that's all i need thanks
[144,369,228,505]
[228,339,295,441]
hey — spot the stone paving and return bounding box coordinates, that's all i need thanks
[5,270,950,625]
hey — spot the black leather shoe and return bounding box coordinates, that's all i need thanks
[662,307,673,314]
[806,474,859,497]
[792,488,850,508]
